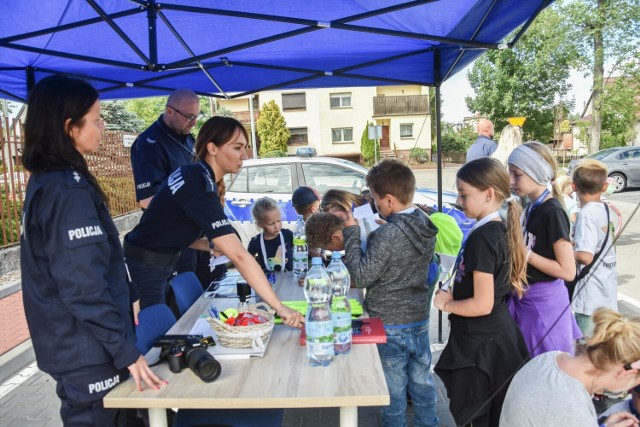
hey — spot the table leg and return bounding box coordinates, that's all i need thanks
[148,408,168,427]
[339,406,358,427]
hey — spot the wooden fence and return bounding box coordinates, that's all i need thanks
[0,117,138,248]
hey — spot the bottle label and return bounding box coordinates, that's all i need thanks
[293,251,308,271]
[306,320,334,355]
[293,238,306,245]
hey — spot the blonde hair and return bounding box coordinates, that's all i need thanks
[320,189,367,214]
[251,197,280,229]
[572,159,608,195]
[457,158,527,298]
[582,308,640,371]
[522,141,564,209]
[492,124,522,166]
[557,175,573,196]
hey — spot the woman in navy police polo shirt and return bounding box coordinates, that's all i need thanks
[124,116,303,328]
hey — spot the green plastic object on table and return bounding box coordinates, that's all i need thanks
[274,299,363,324]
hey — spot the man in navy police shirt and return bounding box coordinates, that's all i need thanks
[130,89,201,209]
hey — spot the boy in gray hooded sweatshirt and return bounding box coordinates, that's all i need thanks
[342,159,439,427]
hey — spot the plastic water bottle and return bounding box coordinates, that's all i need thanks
[327,251,352,355]
[303,257,334,367]
[292,215,308,280]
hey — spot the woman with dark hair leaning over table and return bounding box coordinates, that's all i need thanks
[20,74,166,426]
[123,116,304,328]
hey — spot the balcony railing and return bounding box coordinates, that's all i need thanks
[231,110,259,124]
[373,95,429,116]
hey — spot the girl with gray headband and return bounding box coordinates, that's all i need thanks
[506,141,581,357]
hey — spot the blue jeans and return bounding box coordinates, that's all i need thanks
[125,258,175,309]
[377,321,439,427]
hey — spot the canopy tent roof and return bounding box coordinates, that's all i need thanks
[0,0,552,102]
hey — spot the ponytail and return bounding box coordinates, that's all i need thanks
[505,198,527,298]
[216,178,226,205]
[582,308,640,370]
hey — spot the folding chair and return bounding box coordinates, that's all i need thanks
[135,304,177,354]
[171,272,205,316]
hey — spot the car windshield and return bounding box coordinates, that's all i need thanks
[586,148,619,160]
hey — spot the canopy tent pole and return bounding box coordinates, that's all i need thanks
[146,0,158,65]
[434,49,446,344]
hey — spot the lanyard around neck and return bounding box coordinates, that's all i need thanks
[441,210,500,291]
[523,188,550,232]
[157,118,196,158]
[260,231,286,271]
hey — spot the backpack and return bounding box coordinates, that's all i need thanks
[416,204,464,287]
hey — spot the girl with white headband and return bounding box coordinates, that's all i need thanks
[507,141,581,357]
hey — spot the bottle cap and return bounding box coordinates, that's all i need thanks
[311,257,323,265]
[331,251,342,259]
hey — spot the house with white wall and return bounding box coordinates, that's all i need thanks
[216,85,431,163]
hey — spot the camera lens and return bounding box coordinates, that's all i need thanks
[186,347,221,383]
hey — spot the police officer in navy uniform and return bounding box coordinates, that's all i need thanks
[130,89,200,210]
[20,75,165,426]
[130,89,226,288]
[124,116,304,328]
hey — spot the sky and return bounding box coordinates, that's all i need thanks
[439,62,594,124]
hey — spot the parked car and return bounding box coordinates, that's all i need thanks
[567,146,640,192]
[223,155,472,244]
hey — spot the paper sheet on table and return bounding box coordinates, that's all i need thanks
[209,255,230,271]
[353,204,381,251]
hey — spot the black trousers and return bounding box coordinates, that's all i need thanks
[52,366,142,427]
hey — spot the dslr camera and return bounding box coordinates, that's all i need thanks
[153,335,221,383]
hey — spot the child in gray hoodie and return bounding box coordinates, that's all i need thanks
[342,159,439,427]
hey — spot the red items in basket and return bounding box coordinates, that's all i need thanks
[226,312,268,327]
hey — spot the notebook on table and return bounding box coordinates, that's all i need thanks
[299,317,386,345]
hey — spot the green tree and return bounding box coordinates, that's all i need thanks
[437,123,476,153]
[101,100,144,132]
[466,6,577,142]
[360,122,379,167]
[123,96,213,135]
[599,75,639,148]
[256,100,289,157]
[125,96,167,130]
[560,0,640,152]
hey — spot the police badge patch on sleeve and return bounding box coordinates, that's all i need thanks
[63,219,107,248]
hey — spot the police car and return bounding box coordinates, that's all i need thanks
[223,154,470,244]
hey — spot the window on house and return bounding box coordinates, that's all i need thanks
[332,128,354,144]
[400,123,413,138]
[282,93,306,111]
[330,93,352,109]
[287,127,308,145]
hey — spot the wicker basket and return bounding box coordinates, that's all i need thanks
[209,303,275,350]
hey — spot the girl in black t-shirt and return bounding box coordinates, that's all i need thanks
[507,141,581,357]
[434,158,529,427]
[247,197,293,272]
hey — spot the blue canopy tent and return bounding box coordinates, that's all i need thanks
[0,0,552,202]
[1,1,550,101]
